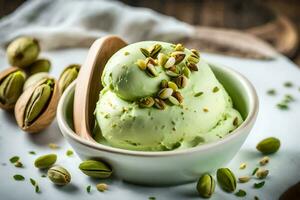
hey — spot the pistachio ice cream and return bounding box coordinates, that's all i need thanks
[93,41,243,151]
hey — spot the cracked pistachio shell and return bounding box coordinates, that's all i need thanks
[197,173,216,198]
[23,72,49,91]
[7,37,40,68]
[0,67,26,110]
[47,165,71,186]
[256,137,280,154]
[58,64,80,94]
[217,168,236,192]
[27,59,51,75]
[79,160,112,178]
[15,77,59,133]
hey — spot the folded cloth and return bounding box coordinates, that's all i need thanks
[0,0,194,50]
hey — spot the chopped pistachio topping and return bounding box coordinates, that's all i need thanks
[284,81,293,87]
[194,92,203,97]
[238,176,250,183]
[256,168,269,179]
[252,167,259,175]
[267,89,276,95]
[13,174,25,181]
[96,183,108,192]
[9,156,20,163]
[48,143,59,149]
[239,163,247,169]
[259,156,270,166]
[253,181,265,189]
[86,185,91,193]
[235,189,247,197]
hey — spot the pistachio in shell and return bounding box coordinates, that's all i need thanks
[216,168,237,192]
[14,76,59,133]
[79,160,112,178]
[197,173,216,198]
[47,165,71,186]
[0,67,27,110]
[58,64,80,94]
[23,72,49,91]
[27,59,51,75]
[6,36,40,68]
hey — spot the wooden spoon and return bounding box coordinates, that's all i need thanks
[73,36,127,141]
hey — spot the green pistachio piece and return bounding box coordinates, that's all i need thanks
[149,44,162,58]
[7,37,40,68]
[158,88,173,99]
[157,53,168,66]
[174,75,188,88]
[24,79,53,126]
[79,160,112,178]
[187,54,199,64]
[197,173,216,198]
[186,61,198,71]
[171,51,185,64]
[58,64,80,94]
[23,72,49,91]
[217,168,237,192]
[0,70,26,106]
[256,137,280,154]
[182,66,191,78]
[34,154,57,169]
[174,43,185,51]
[47,165,71,186]
[27,59,51,75]
[139,96,155,108]
[140,48,150,57]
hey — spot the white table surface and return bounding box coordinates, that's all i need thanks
[0,49,299,200]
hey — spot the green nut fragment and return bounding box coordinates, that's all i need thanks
[174,43,184,51]
[139,97,155,108]
[160,79,168,88]
[157,53,168,66]
[27,59,51,75]
[168,96,180,105]
[191,49,200,58]
[0,70,26,107]
[23,72,49,91]
[172,91,183,104]
[79,160,112,178]
[182,66,191,78]
[148,44,162,58]
[34,154,57,169]
[58,64,80,94]
[217,168,237,192]
[140,48,150,57]
[186,62,198,71]
[256,137,280,154]
[96,183,108,192]
[154,98,166,110]
[164,57,176,69]
[47,165,71,186]
[187,54,199,64]
[7,37,40,68]
[174,75,188,88]
[256,168,269,179]
[167,81,178,91]
[196,173,215,198]
[136,59,147,70]
[145,63,158,77]
[171,51,185,64]
[24,79,54,126]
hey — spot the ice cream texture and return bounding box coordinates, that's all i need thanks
[94,41,243,151]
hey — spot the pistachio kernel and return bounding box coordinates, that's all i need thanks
[174,75,188,88]
[136,59,147,70]
[140,48,150,57]
[139,97,155,108]
[145,63,158,77]
[256,168,269,179]
[160,79,168,88]
[157,53,168,66]
[171,51,186,64]
[166,70,179,77]
[191,49,200,58]
[164,57,176,69]
[196,173,216,198]
[239,163,247,169]
[47,165,71,186]
[167,81,178,91]
[96,183,108,192]
[187,54,199,64]
[216,168,237,192]
[149,44,162,58]
[154,98,166,110]
[158,88,173,99]
[238,176,251,183]
[259,156,270,166]
[172,91,184,104]
[79,160,112,178]
[168,96,180,105]
[174,43,185,51]
[186,62,198,71]
[182,66,191,78]
[145,57,157,66]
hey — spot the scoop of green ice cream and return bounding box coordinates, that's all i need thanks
[94,41,243,151]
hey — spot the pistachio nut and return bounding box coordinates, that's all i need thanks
[23,72,49,91]
[96,183,108,192]
[7,37,40,68]
[259,156,270,166]
[238,176,251,183]
[47,165,71,186]
[172,91,183,104]
[256,168,269,179]
[186,62,198,71]
[216,168,237,192]
[0,68,26,110]
[182,66,191,78]
[27,59,51,75]
[196,173,215,198]
[139,96,155,108]
[191,48,200,58]
[154,98,166,110]
[256,137,280,154]
[15,77,59,133]
[79,160,112,178]
[157,53,168,66]
[165,70,179,77]
[34,154,57,169]
[148,44,162,58]
[140,48,150,57]
[58,64,80,94]
[187,54,199,64]
[136,59,147,70]
[145,63,158,77]
[160,79,168,88]
[164,57,176,69]
[167,81,178,91]
[174,43,184,51]
[158,88,173,99]
[171,51,185,64]
[174,75,188,88]
[168,96,180,105]
[145,57,157,66]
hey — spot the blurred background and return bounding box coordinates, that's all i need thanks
[1,0,299,65]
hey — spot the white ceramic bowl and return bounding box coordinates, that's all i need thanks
[57,63,258,186]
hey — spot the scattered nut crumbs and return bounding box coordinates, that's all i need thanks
[252,167,259,176]
[235,189,247,197]
[48,143,59,149]
[284,82,293,87]
[86,185,91,193]
[66,150,73,156]
[9,156,19,163]
[238,176,250,183]
[267,89,276,95]
[253,181,265,189]
[239,163,247,169]
[96,183,108,192]
[13,174,25,181]
[259,156,270,166]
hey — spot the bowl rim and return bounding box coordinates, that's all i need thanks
[57,63,259,157]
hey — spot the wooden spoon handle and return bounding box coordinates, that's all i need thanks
[73,36,127,142]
